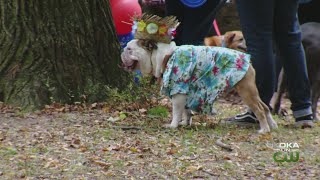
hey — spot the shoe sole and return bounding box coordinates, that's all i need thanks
[294,120,314,128]
[222,119,259,127]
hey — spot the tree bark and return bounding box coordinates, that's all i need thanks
[216,2,241,34]
[0,0,128,110]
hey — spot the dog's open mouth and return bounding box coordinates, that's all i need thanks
[237,46,247,52]
[121,50,139,72]
[121,60,138,72]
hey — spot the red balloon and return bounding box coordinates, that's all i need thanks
[111,0,142,35]
[109,0,118,8]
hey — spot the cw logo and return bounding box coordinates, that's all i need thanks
[273,152,300,162]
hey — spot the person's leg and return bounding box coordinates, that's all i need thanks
[273,0,313,127]
[225,0,276,124]
[180,0,220,45]
[236,0,276,106]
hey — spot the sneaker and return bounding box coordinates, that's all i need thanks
[294,114,314,128]
[225,111,259,125]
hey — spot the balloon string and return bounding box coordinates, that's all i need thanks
[121,21,134,25]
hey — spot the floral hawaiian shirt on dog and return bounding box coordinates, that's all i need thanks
[161,45,251,114]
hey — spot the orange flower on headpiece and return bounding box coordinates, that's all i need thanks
[158,25,168,36]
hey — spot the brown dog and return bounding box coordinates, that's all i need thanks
[204,31,247,52]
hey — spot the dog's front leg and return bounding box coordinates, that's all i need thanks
[179,109,192,126]
[165,94,187,128]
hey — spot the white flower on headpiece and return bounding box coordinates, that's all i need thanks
[146,23,159,34]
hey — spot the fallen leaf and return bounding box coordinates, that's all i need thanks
[125,161,133,166]
[103,106,111,113]
[119,112,127,120]
[258,133,272,141]
[91,103,97,109]
[107,117,119,122]
[167,149,177,155]
[0,132,5,141]
[109,145,122,151]
[130,147,138,153]
[94,160,111,169]
[72,138,81,145]
[139,108,147,113]
[186,165,203,173]
[79,145,88,152]
[44,159,60,168]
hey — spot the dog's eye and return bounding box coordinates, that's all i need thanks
[126,47,132,51]
[239,38,244,41]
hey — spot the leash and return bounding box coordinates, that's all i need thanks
[200,0,228,37]
[213,20,221,36]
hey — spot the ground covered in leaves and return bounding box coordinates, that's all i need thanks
[0,96,319,179]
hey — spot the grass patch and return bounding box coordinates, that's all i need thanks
[147,106,169,118]
[0,147,18,157]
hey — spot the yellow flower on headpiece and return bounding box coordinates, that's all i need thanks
[158,25,168,36]
[146,23,159,34]
[137,21,146,31]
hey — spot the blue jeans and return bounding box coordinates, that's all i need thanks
[236,0,312,118]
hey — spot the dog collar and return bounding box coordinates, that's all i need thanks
[221,35,227,48]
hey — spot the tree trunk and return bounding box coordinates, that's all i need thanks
[216,2,241,34]
[0,0,128,110]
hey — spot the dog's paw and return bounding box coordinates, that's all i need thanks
[266,113,278,129]
[179,117,192,126]
[257,128,270,134]
[178,120,188,126]
[269,121,278,129]
[164,123,179,128]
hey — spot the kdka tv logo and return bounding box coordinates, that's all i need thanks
[267,142,300,163]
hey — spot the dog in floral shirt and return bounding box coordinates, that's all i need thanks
[121,39,278,134]
[161,45,250,114]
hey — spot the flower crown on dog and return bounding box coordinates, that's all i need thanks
[132,13,180,44]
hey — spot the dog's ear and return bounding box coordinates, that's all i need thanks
[225,33,236,44]
[137,39,158,51]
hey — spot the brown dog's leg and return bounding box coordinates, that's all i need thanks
[271,68,288,115]
[235,66,274,133]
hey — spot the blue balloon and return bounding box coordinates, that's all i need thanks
[180,0,207,8]
[118,32,134,49]
[134,70,142,85]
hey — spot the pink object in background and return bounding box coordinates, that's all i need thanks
[213,20,221,36]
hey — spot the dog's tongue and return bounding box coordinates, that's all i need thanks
[121,51,135,67]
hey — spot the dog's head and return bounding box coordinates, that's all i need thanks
[204,31,247,52]
[121,39,158,75]
[224,31,247,52]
